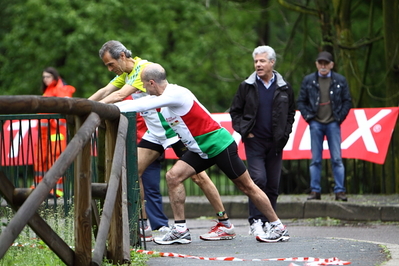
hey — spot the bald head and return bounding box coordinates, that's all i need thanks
[141,63,168,96]
[141,63,167,84]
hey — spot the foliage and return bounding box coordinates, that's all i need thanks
[0,0,397,111]
[0,0,259,112]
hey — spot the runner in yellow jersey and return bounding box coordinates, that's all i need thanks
[89,40,236,242]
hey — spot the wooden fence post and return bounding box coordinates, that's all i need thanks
[73,114,94,265]
[0,111,101,260]
[92,115,129,265]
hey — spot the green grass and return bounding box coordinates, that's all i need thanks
[0,206,151,266]
[304,217,342,226]
[0,245,150,266]
[1,238,67,266]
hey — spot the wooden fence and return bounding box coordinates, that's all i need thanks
[0,96,137,265]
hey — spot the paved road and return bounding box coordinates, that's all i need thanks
[142,218,399,266]
[3,194,398,265]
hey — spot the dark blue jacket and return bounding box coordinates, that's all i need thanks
[229,71,296,152]
[297,71,352,124]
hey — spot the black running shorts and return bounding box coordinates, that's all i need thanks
[180,141,246,180]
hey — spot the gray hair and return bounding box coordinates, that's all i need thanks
[99,40,132,59]
[142,63,167,84]
[252,45,276,63]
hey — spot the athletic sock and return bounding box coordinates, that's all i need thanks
[270,219,285,230]
[218,218,232,228]
[174,221,187,232]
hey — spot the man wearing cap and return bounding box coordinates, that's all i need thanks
[297,51,352,201]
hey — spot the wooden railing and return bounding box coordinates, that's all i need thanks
[0,96,136,265]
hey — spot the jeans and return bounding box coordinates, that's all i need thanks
[244,137,282,224]
[142,160,169,230]
[309,120,346,193]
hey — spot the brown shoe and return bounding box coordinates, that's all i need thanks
[307,191,321,200]
[335,192,348,201]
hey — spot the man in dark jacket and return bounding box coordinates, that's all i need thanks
[297,51,352,201]
[230,45,295,236]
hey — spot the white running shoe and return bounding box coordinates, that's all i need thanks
[256,224,290,243]
[153,226,191,245]
[157,225,171,233]
[139,225,153,242]
[264,222,271,233]
[199,222,236,241]
[249,219,264,236]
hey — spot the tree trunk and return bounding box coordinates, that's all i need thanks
[382,0,399,193]
[257,0,271,45]
[314,0,334,54]
[332,0,362,108]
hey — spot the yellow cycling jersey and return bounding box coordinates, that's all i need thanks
[110,56,152,92]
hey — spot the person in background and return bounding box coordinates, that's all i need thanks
[230,46,295,237]
[297,51,352,201]
[32,67,76,197]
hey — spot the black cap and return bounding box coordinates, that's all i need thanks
[316,51,333,62]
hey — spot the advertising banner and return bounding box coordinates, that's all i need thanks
[2,107,398,165]
[165,107,399,164]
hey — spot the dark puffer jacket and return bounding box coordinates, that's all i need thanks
[297,71,352,124]
[229,70,296,152]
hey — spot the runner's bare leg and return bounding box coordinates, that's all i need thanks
[166,160,196,220]
[190,171,228,219]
